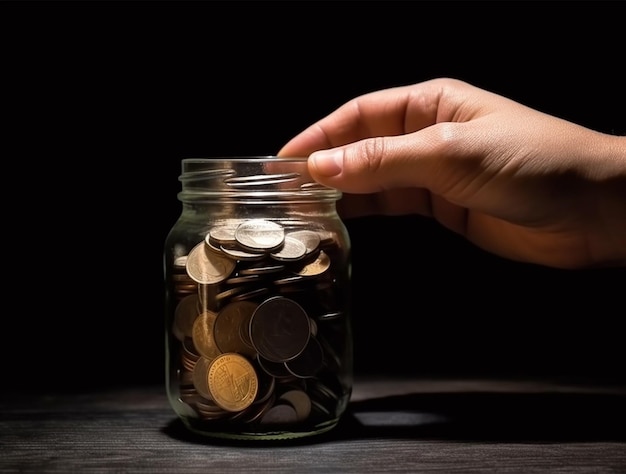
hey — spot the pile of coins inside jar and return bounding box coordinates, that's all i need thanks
[168,218,349,429]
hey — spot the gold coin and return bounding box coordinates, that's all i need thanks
[208,353,258,412]
[192,356,213,401]
[174,294,201,340]
[213,300,258,357]
[191,310,221,360]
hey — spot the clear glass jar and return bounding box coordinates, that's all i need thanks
[163,157,353,441]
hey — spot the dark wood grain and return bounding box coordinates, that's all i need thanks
[2,377,625,473]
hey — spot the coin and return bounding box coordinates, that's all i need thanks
[197,283,220,312]
[220,245,266,261]
[173,294,201,340]
[287,229,321,255]
[213,300,258,357]
[317,311,343,321]
[294,250,330,277]
[215,285,248,303]
[259,404,298,424]
[224,274,262,286]
[272,275,309,287]
[186,241,236,284]
[316,230,337,248]
[192,310,221,361]
[173,255,188,270]
[192,356,213,400]
[170,211,349,428]
[238,263,286,276]
[270,236,307,262]
[256,354,292,378]
[251,367,276,405]
[206,223,239,247]
[234,219,284,252]
[208,353,258,412]
[285,336,324,378]
[196,399,229,420]
[181,338,200,371]
[231,287,270,302]
[249,296,311,363]
[278,389,312,421]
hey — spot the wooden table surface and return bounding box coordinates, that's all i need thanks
[2,376,625,473]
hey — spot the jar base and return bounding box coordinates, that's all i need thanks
[181,417,340,442]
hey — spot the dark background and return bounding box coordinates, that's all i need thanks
[2,1,624,391]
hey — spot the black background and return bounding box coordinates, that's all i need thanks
[2,1,624,391]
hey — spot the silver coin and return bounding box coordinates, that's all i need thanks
[249,296,311,363]
[285,336,324,379]
[278,389,312,421]
[235,219,285,252]
[224,274,262,286]
[287,230,321,255]
[256,354,292,378]
[173,255,188,270]
[270,236,307,262]
[239,263,286,276]
[185,241,236,284]
[220,245,266,261]
[259,403,298,425]
[230,287,270,302]
[206,223,239,247]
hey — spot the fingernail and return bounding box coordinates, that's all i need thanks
[311,149,343,177]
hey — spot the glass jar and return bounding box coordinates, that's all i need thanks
[163,157,353,441]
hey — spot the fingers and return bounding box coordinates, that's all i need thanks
[278,78,472,158]
[306,122,476,197]
[276,78,502,197]
[276,77,519,220]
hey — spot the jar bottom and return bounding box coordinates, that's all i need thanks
[181,416,340,441]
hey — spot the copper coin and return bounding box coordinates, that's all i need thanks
[213,300,258,357]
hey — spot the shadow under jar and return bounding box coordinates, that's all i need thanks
[163,157,353,441]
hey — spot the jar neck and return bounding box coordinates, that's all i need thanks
[177,157,342,205]
[180,199,340,220]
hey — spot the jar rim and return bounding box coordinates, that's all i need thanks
[177,156,341,202]
[182,156,307,163]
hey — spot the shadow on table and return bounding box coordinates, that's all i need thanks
[343,390,626,442]
[163,390,626,446]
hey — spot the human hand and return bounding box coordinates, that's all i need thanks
[277,78,626,269]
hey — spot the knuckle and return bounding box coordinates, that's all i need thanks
[356,137,387,174]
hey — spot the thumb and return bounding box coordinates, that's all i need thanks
[307,131,447,194]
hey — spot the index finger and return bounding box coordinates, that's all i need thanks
[277,78,467,157]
